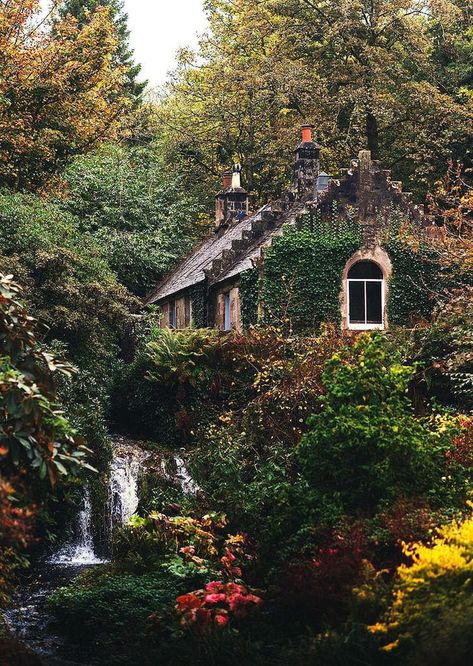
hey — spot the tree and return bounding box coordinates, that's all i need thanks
[0,0,129,191]
[58,0,146,100]
[61,142,207,295]
[156,0,473,203]
[0,191,136,365]
[156,0,314,202]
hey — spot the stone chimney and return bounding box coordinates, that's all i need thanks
[215,164,249,228]
[294,124,321,198]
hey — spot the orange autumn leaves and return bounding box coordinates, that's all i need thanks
[0,0,129,191]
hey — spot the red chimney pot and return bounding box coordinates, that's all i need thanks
[301,125,314,143]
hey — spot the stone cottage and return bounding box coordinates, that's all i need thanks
[144,126,433,332]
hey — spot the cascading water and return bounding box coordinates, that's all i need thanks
[48,487,104,565]
[109,446,148,528]
[6,438,201,663]
[174,455,200,494]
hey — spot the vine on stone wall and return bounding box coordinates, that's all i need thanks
[237,211,462,333]
[240,268,259,328]
[260,216,362,332]
[385,240,442,326]
[190,283,207,328]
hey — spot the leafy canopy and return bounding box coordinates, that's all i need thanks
[0,0,128,191]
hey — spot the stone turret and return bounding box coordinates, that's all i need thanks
[294,124,321,198]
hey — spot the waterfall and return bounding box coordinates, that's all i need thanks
[48,441,198,567]
[48,488,104,566]
[109,448,147,528]
[109,455,139,526]
[160,454,200,494]
[174,455,200,494]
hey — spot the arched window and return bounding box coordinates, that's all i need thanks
[347,260,384,330]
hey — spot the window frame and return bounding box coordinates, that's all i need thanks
[223,292,231,331]
[169,299,177,329]
[347,277,385,330]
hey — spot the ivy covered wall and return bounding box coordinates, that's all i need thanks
[260,217,362,332]
[238,215,449,333]
[190,283,207,328]
[385,240,442,326]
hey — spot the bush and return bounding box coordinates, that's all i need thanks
[61,143,207,296]
[371,512,473,665]
[415,287,473,410]
[48,569,194,663]
[297,334,468,519]
[0,274,92,601]
[0,191,135,366]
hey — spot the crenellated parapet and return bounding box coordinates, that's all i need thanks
[316,150,425,231]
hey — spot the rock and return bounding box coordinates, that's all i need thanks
[0,638,44,666]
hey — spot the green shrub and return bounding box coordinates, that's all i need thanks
[48,569,194,663]
[61,143,206,296]
[297,334,467,519]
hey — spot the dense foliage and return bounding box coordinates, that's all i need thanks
[372,512,473,665]
[157,0,473,202]
[0,1,472,665]
[0,0,128,191]
[0,275,91,601]
[61,143,207,295]
[59,0,146,99]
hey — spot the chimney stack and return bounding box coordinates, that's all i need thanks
[215,164,249,229]
[222,170,232,190]
[294,125,321,198]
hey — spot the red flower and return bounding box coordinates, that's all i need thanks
[176,593,201,611]
[228,593,248,618]
[215,613,229,627]
[225,582,246,594]
[246,594,263,608]
[204,593,227,605]
[205,581,224,593]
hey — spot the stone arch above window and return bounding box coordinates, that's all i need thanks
[341,249,392,331]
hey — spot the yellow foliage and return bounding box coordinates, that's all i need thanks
[371,512,473,664]
[0,1,129,190]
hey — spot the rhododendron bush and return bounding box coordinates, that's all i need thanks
[0,274,91,601]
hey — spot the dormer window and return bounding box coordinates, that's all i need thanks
[347,261,384,330]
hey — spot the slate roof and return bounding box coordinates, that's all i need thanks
[144,197,305,304]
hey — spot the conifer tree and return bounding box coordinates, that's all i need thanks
[59,0,146,100]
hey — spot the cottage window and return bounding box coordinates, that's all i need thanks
[184,296,192,327]
[224,293,231,331]
[347,261,384,330]
[169,299,177,328]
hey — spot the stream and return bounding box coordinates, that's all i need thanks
[2,439,193,665]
